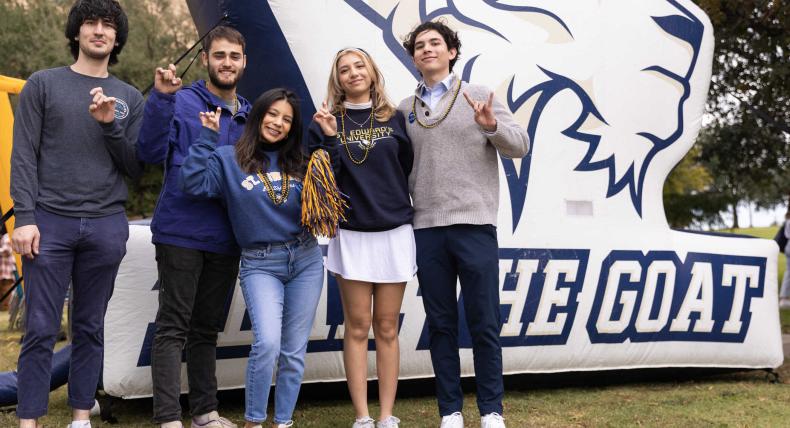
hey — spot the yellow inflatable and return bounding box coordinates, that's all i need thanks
[0,75,26,277]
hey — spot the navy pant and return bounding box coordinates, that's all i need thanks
[16,208,128,419]
[415,224,504,417]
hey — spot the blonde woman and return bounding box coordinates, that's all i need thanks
[309,48,414,428]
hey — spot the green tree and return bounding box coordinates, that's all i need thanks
[663,145,722,228]
[673,0,790,228]
[0,1,72,79]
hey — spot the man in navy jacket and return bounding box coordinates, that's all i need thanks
[137,26,250,428]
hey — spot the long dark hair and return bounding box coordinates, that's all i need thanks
[235,88,305,178]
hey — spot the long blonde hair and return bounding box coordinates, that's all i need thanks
[326,48,395,122]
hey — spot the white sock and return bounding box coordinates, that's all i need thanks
[69,420,91,428]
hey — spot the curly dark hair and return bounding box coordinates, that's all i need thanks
[402,19,462,72]
[235,88,306,178]
[64,0,129,66]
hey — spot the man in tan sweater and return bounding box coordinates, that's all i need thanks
[398,20,530,428]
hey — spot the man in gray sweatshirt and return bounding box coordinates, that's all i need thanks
[398,21,530,428]
[10,1,142,427]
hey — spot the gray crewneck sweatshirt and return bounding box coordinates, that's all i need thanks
[397,73,530,229]
[11,66,143,226]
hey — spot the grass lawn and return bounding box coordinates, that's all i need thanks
[1,227,788,427]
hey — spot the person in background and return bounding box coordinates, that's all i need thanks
[0,234,16,311]
[780,209,790,309]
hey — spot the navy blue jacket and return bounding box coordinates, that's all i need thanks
[137,80,250,255]
[307,108,413,231]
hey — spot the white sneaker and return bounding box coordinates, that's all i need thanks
[779,298,790,309]
[191,411,237,428]
[480,412,506,428]
[377,416,400,428]
[66,421,91,428]
[275,422,294,428]
[353,416,376,428]
[440,412,464,428]
[160,421,184,428]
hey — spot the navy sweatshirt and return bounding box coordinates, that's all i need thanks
[307,107,413,232]
[180,128,305,247]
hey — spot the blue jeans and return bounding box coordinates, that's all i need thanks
[17,208,128,419]
[239,236,323,424]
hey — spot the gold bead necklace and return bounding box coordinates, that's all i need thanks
[257,170,290,205]
[411,79,462,129]
[338,106,375,165]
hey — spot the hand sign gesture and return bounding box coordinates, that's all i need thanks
[89,87,117,124]
[312,101,338,137]
[154,64,182,94]
[199,107,222,132]
[463,91,497,132]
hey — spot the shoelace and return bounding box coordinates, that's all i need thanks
[441,412,463,426]
[482,412,505,426]
[194,416,236,428]
[355,416,376,427]
[378,416,401,427]
[217,417,236,426]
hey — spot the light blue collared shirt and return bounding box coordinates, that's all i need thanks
[418,73,455,111]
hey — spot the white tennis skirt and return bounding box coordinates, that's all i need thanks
[326,224,417,283]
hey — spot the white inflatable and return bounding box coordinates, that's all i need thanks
[103,0,784,398]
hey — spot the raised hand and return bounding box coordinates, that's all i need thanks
[312,101,338,137]
[89,87,117,124]
[463,91,497,132]
[199,106,222,132]
[154,63,182,94]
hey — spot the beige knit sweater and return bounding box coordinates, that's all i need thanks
[397,73,530,230]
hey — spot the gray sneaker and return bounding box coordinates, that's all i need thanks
[191,411,237,428]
